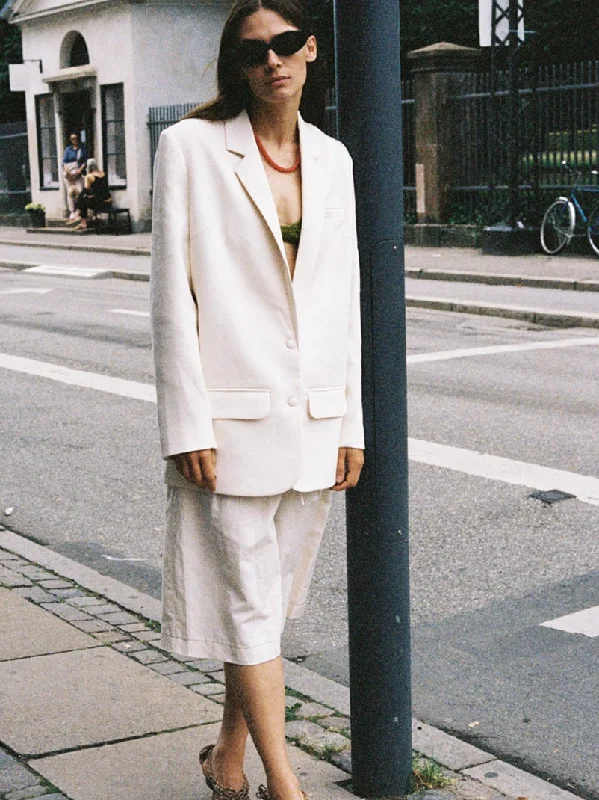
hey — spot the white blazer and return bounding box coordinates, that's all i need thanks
[150,110,363,496]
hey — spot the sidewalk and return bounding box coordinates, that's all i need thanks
[1,227,598,327]
[0,525,583,800]
[0,226,151,256]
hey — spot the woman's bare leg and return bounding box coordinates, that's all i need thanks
[209,667,249,791]
[211,657,303,799]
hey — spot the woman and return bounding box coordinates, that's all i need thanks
[62,132,87,221]
[150,2,363,799]
[69,159,111,230]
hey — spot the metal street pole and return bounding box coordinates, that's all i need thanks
[508,0,521,230]
[336,0,412,796]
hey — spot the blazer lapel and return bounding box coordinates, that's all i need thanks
[292,115,328,305]
[225,111,287,264]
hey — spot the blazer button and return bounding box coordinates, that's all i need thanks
[287,397,298,407]
[286,339,296,349]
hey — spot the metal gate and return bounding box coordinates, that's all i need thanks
[0,122,30,213]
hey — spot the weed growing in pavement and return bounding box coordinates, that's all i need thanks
[285,687,312,702]
[320,743,348,762]
[409,755,454,793]
[285,702,302,722]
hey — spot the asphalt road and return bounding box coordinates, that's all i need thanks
[1,265,598,798]
[405,276,599,315]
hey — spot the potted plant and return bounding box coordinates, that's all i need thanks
[24,202,46,228]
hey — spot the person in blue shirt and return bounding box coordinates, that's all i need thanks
[62,132,88,220]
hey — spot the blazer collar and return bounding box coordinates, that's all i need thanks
[225,109,286,264]
[224,108,322,161]
[224,110,329,307]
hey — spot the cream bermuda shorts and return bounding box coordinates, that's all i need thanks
[161,486,333,665]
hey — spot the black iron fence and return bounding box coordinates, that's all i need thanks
[447,60,599,224]
[401,80,416,222]
[147,81,416,217]
[0,122,30,213]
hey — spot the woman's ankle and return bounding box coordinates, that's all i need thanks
[264,769,304,800]
[210,742,246,790]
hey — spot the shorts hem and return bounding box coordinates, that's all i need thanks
[160,634,281,666]
[286,602,307,621]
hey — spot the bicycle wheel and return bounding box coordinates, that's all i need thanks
[587,207,599,257]
[540,198,575,255]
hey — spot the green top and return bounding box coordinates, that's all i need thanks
[281,219,302,246]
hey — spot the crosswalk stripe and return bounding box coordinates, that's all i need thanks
[407,336,599,364]
[25,265,109,279]
[0,288,53,296]
[541,606,599,637]
[0,352,597,507]
[0,353,155,402]
[110,309,150,317]
[408,439,599,507]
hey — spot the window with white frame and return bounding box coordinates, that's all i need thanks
[36,95,59,189]
[102,84,126,187]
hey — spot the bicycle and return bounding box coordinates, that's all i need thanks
[540,163,599,256]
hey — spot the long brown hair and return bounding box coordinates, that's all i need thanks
[183,0,326,128]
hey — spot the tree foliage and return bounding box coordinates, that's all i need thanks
[399,0,599,64]
[1,1,598,125]
[0,20,25,123]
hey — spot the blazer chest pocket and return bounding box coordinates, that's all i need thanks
[208,389,270,420]
[308,388,347,419]
[324,207,346,221]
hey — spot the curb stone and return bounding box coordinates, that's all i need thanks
[406,296,599,329]
[405,268,599,293]
[0,528,584,800]
[0,238,149,257]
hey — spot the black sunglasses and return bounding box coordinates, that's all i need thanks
[236,30,309,68]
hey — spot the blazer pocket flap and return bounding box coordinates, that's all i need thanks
[308,388,347,419]
[208,389,270,420]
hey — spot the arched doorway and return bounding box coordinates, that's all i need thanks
[58,32,95,159]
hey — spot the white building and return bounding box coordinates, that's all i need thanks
[5,0,229,229]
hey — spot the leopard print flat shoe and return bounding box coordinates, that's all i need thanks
[199,744,250,800]
[256,785,308,800]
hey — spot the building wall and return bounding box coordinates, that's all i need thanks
[20,4,134,221]
[16,0,227,228]
[130,1,228,227]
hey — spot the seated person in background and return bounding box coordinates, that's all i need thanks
[62,132,88,221]
[70,159,111,230]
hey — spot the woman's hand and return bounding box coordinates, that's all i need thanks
[331,447,364,491]
[173,449,217,491]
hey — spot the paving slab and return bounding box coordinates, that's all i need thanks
[0,588,98,661]
[463,761,582,800]
[0,647,221,756]
[412,719,494,772]
[33,723,352,800]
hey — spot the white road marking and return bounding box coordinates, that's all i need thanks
[101,555,147,562]
[408,439,599,507]
[541,606,599,637]
[407,336,599,364]
[1,349,598,506]
[0,288,54,296]
[0,353,155,403]
[110,309,150,318]
[25,265,109,279]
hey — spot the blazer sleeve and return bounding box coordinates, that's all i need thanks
[150,128,217,459]
[339,149,365,450]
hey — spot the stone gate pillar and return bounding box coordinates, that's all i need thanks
[407,42,481,223]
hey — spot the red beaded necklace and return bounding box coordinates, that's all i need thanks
[254,133,301,174]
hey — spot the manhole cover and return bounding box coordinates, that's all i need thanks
[529,489,576,504]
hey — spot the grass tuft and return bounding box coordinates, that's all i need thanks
[285,702,302,722]
[409,755,454,793]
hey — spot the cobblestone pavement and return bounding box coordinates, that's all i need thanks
[0,541,514,800]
